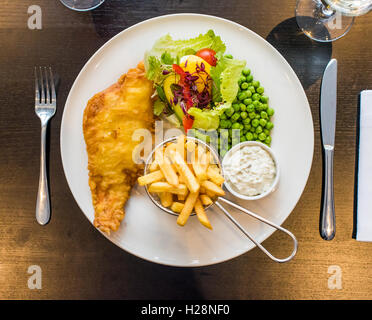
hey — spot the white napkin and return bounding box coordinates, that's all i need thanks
[355,90,372,241]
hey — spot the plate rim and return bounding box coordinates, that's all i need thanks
[60,13,314,267]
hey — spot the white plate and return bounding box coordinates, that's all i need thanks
[61,14,314,267]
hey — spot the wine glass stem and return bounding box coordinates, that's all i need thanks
[317,0,336,18]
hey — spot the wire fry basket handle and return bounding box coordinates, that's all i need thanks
[215,198,298,263]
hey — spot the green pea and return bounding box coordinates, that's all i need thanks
[238,76,246,84]
[233,103,241,112]
[245,75,253,82]
[242,68,251,76]
[243,117,251,124]
[265,136,272,145]
[245,132,254,141]
[252,100,260,108]
[247,104,255,113]
[252,80,260,88]
[255,114,260,119]
[241,111,248,119]
[252,93,261,101]
[264,129,270,135]
[261,95,269,103]
[219,120,227,128]
[224,54,233,59]
[239,103,246,112]
[244,90,252,98]
[240,136,247,142]
[266,121,274,130]
[256,103,264,112]
[256,125,263,134]
[244,124,251,130]
[232,122,240,129]
[244,98,252,106]
[252,119,259,127]
[261,103,268,110]
[225,107,234,117]
[238,92,247,101]
[259,118,267,127]
[240,82,249,90]
[258,133,266,141]
[267,108,275,116]
[256,86,264,94]
[253,133,258,139]
[250,127,255,133]
[231,113,241,122]
[261,111,268,119]
[220,113,227,120]
[248,86,255,93]
[249,112,256,119]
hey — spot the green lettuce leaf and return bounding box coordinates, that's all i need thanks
[188,105,229,131]
[153,99,166,116]
[145,30,226,84]
[210,56,246,104]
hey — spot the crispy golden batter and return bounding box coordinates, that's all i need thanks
[83,62,154,234]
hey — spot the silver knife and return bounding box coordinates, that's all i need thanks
[320,58,337,240]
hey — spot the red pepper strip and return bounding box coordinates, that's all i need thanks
[173,64,194,131]
[183,115,194,133]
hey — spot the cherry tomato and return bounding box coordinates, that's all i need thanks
[196,48,217,67]
[182,115,194,133]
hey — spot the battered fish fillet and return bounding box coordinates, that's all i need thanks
[83,62,154,234]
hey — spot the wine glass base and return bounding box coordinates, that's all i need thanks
[296,0,354,42]
[59,0,105,12]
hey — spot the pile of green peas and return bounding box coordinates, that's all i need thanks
[218,67,274,156]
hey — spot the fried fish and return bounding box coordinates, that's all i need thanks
[83,62,154,233]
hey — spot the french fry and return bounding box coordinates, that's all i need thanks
[200,186,206,193]
[160,192,173,208]
[195,198,212,229]
[149,160,159,172]
[176,135,186,160]
[164,142,177,158]
[138,170,164,186]
[206,190,216,198]
[178,194,186,201]
[158,155,179,186]
[196,144,206,159]
[192,155,208,181]
[200,151,211,172]
[201,180,225,196]
[154,146,164,165]
[185,140,196,152]
[207,166,224,186]
[171,202,184,213]
[148,182,188,196]
[170,150,200,193]
[177,191,199,226]
[200,194,213,206]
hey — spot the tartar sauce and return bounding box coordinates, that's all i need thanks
[223,145,276,197]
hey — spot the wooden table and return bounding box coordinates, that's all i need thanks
[1,0,371,300]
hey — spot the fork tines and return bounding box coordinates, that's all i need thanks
[34,66,56,106]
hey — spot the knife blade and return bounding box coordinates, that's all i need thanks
[320,58,337,240]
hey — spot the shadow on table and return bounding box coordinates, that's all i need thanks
[266,17,333,89]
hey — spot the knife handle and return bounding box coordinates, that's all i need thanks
[320,146,335,240]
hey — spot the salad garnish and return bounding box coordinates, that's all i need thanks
[145,30,274,153]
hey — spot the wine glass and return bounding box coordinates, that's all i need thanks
[60,0,105,11]
[296,0,372,42]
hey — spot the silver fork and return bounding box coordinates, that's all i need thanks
[34,67,56,225]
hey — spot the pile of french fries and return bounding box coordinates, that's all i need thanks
[138,135,225,229]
